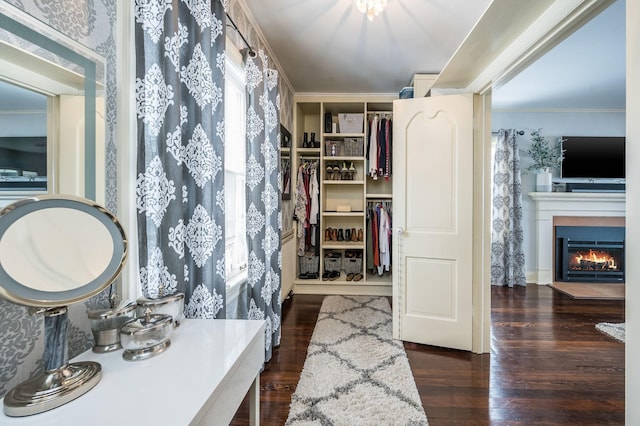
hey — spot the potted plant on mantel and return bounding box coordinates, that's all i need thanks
[525,129,564,192]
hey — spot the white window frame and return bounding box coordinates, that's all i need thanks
[224,41,247,295]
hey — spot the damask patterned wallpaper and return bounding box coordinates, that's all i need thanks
[0,0,295,399]
[0,0,116,398]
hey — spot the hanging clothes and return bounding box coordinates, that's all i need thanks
[366,115,393,180]
[366,201,393,276]
[377,205,391,275]
[309,166,319,225]
[371,207,380,269]
[368,115,379,178]
[377,117,387,177]
[384,117,392,179]
[366,209,374,271]
[294,160,319,256]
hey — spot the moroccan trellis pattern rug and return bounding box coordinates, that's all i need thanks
[286,295,428,425]
[596,322,626,343]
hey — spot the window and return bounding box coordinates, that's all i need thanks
[224,49,247,287]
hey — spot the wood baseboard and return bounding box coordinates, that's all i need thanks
[548,282,625,300]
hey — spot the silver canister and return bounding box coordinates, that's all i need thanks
[136,292,185,328]
[87,300,137,353]
[120,309,173,361]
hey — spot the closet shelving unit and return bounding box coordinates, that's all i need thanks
[292,95,394,296]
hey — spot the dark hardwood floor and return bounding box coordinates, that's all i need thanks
[231,285,625,425]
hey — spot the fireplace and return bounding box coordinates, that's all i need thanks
[555,226,625,283]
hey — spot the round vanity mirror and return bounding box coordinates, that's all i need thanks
[0,195,128,416]
[0,196,127,307]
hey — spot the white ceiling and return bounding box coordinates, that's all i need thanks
[243,0,625,110]
[243,0,493,93]
[0,1,625,111]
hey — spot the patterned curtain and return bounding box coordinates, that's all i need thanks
[491,129,526,287]
[134,0,227,316]
[244,50,282,361]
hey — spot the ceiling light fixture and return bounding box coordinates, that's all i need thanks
[355,0,387,21]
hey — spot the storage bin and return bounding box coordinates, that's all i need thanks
[299,254,319,275]
[399,87,414,99]
[338,113,364,133]
[325,140,342,156]
[343,257,363,275]
[343,137,364,156]
[324,253,342,273]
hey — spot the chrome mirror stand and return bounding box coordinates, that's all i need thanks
[3,307,102,417]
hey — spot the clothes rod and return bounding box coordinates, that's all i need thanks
[226,13,256,57]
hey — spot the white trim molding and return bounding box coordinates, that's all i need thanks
[528,192,625,284]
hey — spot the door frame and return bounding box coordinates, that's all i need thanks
[431,0,617,353]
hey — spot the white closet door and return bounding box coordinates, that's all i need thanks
[392,94,474,351]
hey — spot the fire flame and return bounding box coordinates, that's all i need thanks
[571,250,617,270]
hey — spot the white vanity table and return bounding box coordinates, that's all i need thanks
[1,319,265,425]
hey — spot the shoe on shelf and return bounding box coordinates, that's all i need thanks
[322,271,330,281]
[331,228,338,241]
[337,229,344,241]
[345,229,351,241]
[357,228,363,241]
[341,162,349,180]
[351,227,357,242]
[347,273,355,281]
[326,165,333,180]
[353,273,363,282]
[300,272,319,280]
[325,228,331,241]
[328,271,340,281]
[333,164,341,179]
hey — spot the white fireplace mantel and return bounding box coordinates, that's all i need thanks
[529,192,626,284]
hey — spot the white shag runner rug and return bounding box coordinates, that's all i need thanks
[286,295,428,425]
[596,322,625,343]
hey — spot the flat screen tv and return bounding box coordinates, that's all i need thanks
[561,136,625,179]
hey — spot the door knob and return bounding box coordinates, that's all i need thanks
[397,227,404,235]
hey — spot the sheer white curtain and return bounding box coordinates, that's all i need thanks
[491,129,526,287]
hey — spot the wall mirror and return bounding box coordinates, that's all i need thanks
[0,195,128,416]
[0,3,105,203]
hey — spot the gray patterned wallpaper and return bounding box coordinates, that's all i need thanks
[0,0,116,398]
[0,0,295,399]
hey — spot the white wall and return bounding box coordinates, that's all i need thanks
[492,110,625,280]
